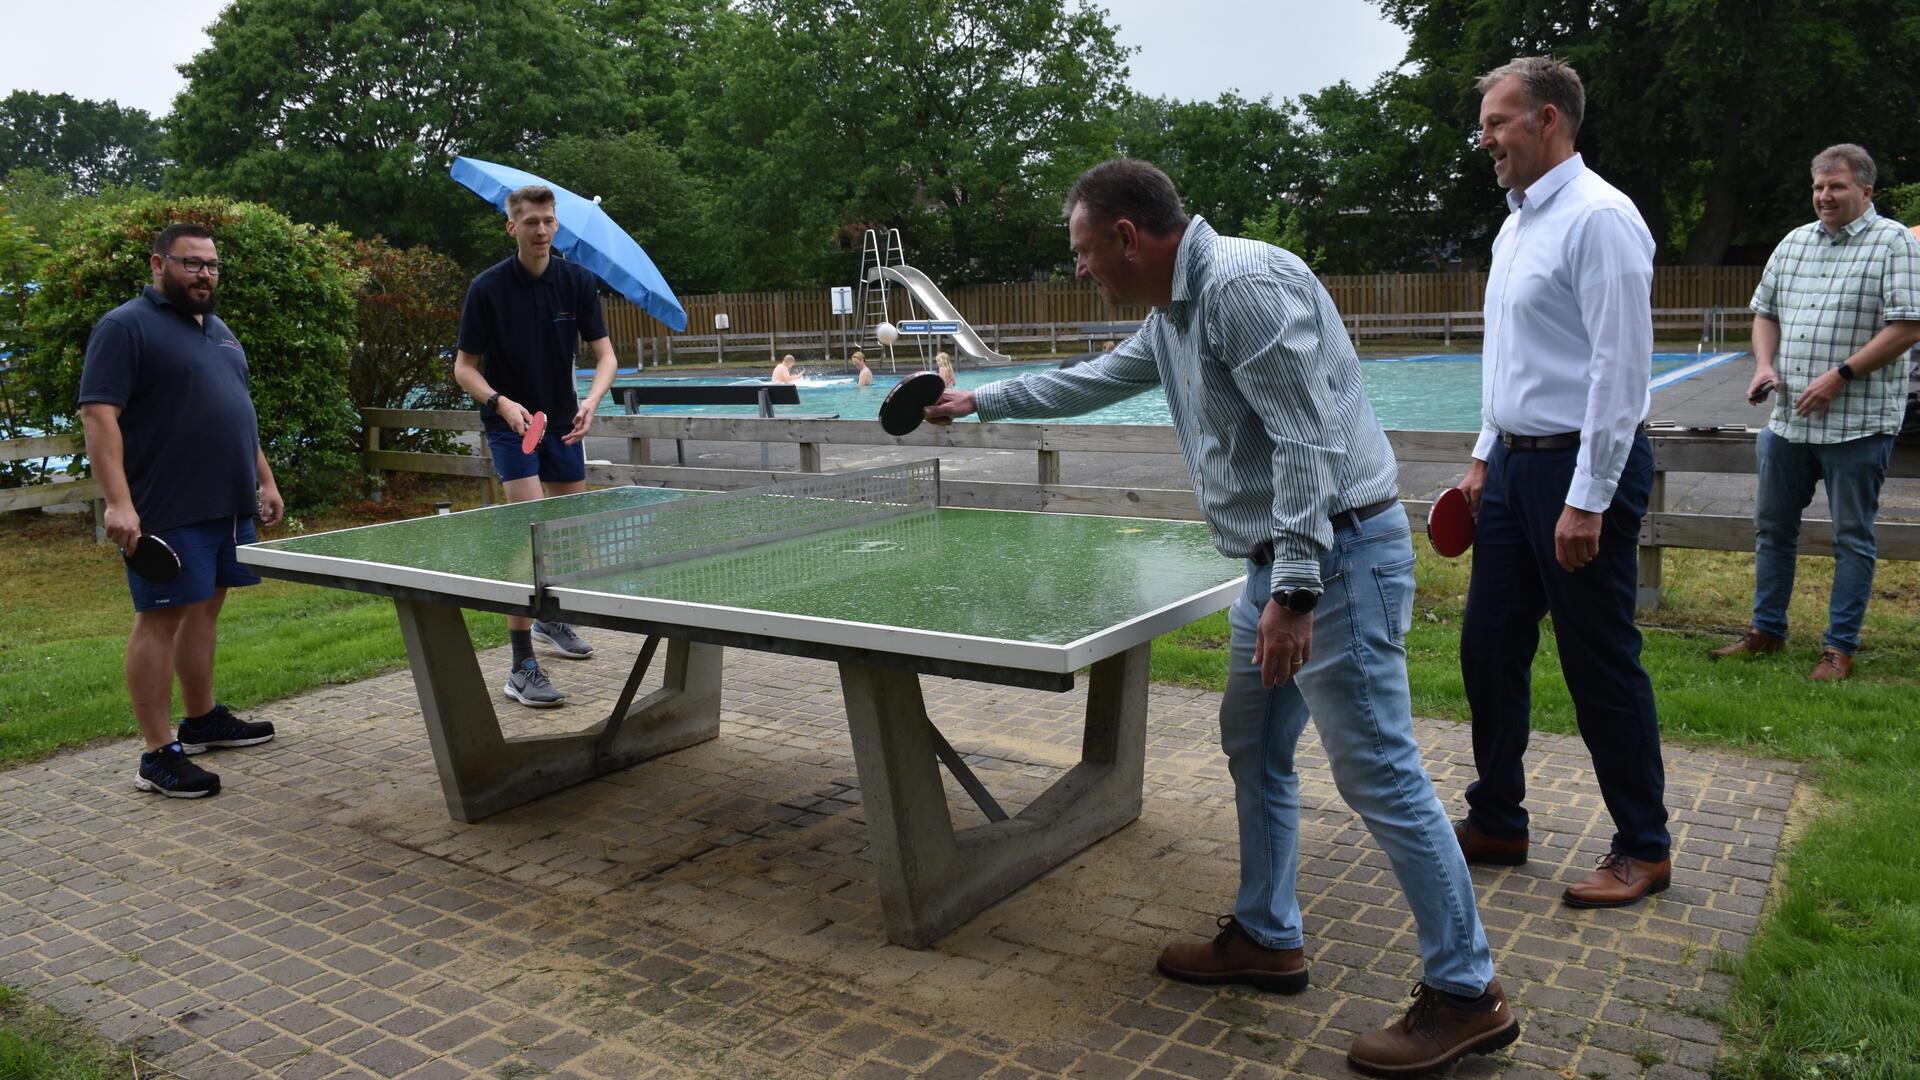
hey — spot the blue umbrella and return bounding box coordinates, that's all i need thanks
[450,156,689,332]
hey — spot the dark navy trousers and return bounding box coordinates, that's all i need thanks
[1460,433,1671,862]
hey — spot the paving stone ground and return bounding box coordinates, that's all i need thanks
[0,633,1795,1079]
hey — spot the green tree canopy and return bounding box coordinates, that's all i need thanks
[533,130,726,295]
[168,0,630,267]
[0,92,167,194]
[20,196,363,509]
[684,0,1132,288]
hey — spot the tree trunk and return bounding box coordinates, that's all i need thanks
[1685,92,1747,264]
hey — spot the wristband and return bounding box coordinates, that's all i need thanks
[484,391,502,412]
[1835,363,1856,383]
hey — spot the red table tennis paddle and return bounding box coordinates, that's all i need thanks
[1428,486,1476,558]
[122,534,182,583]
[520,411,547,455]
[878,372,947,437]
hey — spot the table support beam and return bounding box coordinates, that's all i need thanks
[840,642,1150,948]
[394,599,723,823]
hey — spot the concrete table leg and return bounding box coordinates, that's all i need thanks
[840,642,1150,948]
[393,598,723,823]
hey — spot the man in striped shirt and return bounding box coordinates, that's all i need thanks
[925,160,1516,1076]
[1711,144,1920,679]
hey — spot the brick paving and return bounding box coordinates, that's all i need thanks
[0,633,1796,1079]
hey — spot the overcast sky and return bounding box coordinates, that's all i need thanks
[5,0,1408,119]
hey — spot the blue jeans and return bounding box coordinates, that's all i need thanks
[1754,430,1894,655]
[1220,504,1494,998]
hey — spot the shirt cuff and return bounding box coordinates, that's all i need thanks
[1565,469,1617,514]
[1268,559,1322,595]
[972,381,1011,422]
[1472,425,1498,461]
[1749,299,1777,318]
[1881,307,1920,322]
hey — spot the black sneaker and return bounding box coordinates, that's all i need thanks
[135,743,220,798]
[178,704,275,755]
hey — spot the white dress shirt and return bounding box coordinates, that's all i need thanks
[1476,153,1655,512]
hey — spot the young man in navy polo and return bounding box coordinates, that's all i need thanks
[79,223,284,798]
[453,185,620,707]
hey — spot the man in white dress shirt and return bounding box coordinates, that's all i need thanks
[1450,57,1673,909]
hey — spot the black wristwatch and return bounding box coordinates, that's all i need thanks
[483,391,503,413]
[1273,587,1321,615]
[1835,362,1856,382]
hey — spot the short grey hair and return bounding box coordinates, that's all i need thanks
[1812,144,1876,187]
[1477,56,1585,138]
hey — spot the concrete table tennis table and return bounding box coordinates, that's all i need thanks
[239,462,1241,946]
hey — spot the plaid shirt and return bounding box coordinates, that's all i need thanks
[1750,208,1920,443]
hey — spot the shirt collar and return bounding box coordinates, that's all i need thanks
[141,285,207,329]
[1505,152,1585,214]
[1820,206,1880,239]
[508,254,554,285]
[1168,216,1215,307]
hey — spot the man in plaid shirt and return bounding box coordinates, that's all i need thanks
[1713,144,1920,679]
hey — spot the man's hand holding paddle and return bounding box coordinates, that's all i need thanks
[923,389,976,427]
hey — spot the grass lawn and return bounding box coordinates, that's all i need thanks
[0,983,136,1079]
[1,496,1915,1078]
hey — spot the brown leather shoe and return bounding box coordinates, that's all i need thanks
[1348,980,1520,1076]
[1809,647,1853,681]
[1453,818,1529,866]
[1155,915,1309,994]
[1710,628,1785,659]
[1562,852,1671,908]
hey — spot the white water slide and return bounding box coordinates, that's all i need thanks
[864,264,1013,363]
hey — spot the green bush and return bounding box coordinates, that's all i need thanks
[348,236,471,456]
[17,195,363,510]
[0,203,51,488]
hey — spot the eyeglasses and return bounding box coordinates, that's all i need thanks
[160,254,224,275]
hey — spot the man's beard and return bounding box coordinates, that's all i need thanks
[161,275,218,316]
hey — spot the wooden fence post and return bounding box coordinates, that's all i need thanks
[1637,468,1666,613]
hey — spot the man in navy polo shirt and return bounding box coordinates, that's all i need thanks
[79,223,284,799]
[453,184,620,707]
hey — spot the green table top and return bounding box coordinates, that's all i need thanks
[242,486,1242,675]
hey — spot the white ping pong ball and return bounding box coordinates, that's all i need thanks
[876,321,899,346]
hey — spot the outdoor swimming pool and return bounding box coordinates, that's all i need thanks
[583,353,1733,431]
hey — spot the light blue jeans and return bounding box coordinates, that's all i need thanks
[1753,429,1895,654]
[1220,504,1494,998]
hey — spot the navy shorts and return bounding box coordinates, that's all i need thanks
[126,515,260,613]
[486,425,586,483]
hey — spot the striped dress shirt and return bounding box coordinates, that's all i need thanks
[973,217,1400,594]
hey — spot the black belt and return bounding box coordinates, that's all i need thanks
[1500,430,1580,451]
[1250,497,1399,564]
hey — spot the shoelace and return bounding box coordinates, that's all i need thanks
[1399,983,1442,1036]
[1593,851,1633,882]
[521,662,552,689]
[1209,914,1242,957]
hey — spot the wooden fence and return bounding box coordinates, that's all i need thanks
[605,266,1765,338]
[357,409,1920,613]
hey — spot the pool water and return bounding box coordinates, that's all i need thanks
[584,354,1708,432]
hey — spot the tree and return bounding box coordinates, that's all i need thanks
[1115,92,1310,240]
[534,131,727,294]
[561,0,732,149]
[0,205,50,487]
[18,196,363,509]
[167,0,630,267]
[1370,0,1920,264]
[684,0,1132,288]
[0,92,167,194]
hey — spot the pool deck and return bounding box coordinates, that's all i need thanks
[583,350,1919,524]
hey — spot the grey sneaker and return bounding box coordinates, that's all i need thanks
[504,658,566,708]
[532,620,593,659]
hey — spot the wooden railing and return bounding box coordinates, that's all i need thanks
[0,435,101,532]
[360,409,1920,612]
[613,308,1742,366]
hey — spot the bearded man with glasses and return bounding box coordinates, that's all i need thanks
[78,223,284,799]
